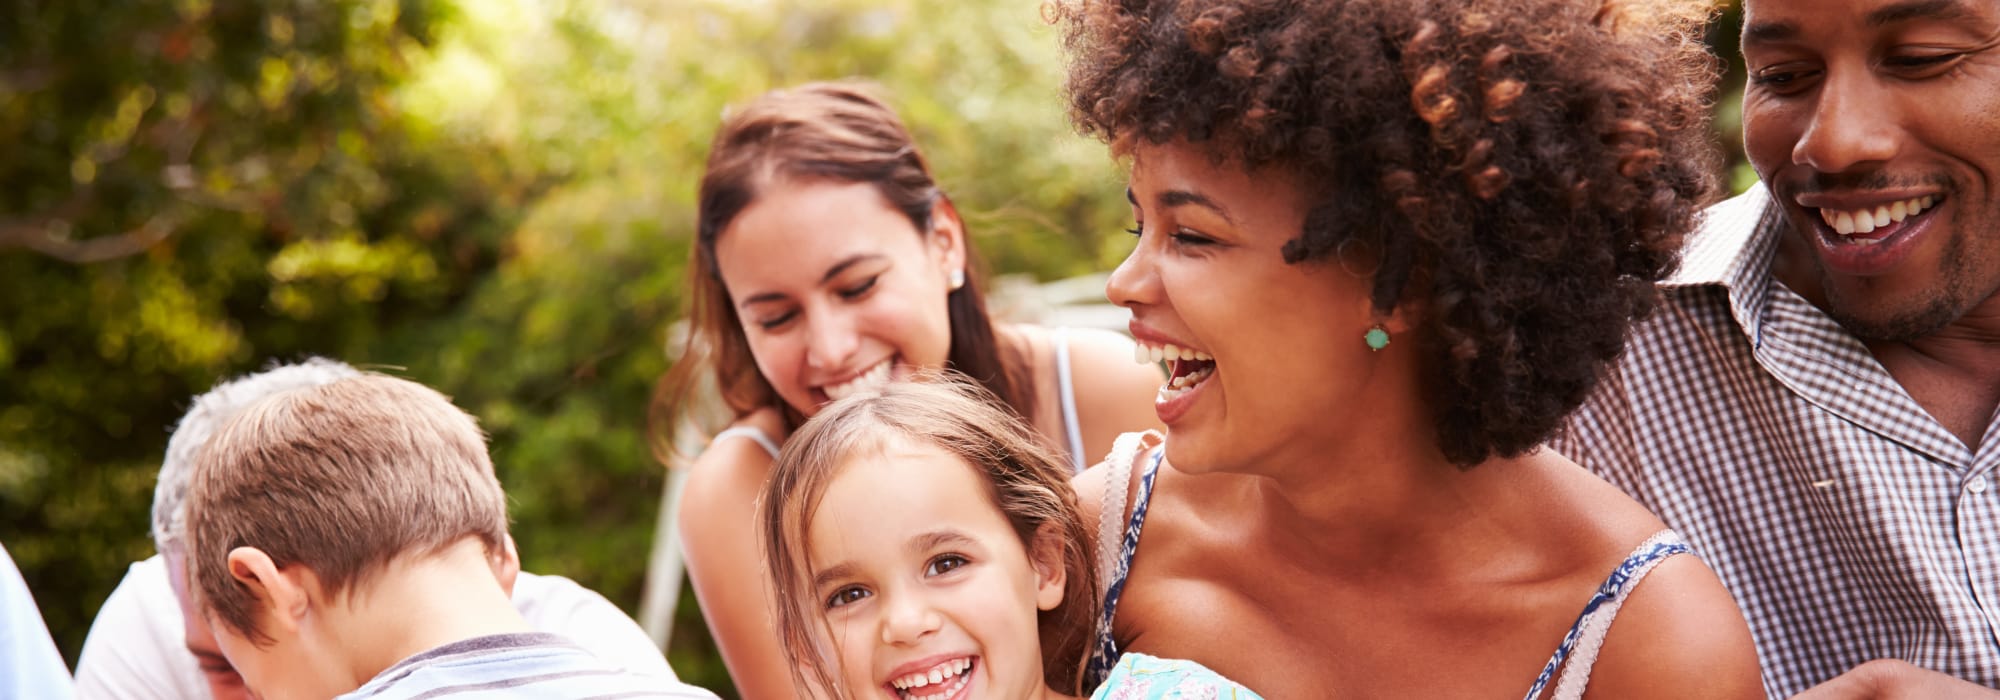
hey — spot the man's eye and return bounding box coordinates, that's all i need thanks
[925,553,969,577]
[826,585,870,609]
[1884,52,1963,73]
[1749,64,1819,93]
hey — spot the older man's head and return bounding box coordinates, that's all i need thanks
[152,358,361,700]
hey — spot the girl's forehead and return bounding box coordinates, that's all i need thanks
[805,439,1014,556]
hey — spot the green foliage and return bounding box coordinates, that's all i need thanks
[0,0,526,661]
[1,0,1751,697]
[2,0,1133,694]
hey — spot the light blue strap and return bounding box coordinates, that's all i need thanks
[1053,327,1087,473]
[711,426,780,460]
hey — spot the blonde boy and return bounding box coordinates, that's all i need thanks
[181,374,714,700]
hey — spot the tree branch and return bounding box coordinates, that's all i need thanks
[0,211,181,264]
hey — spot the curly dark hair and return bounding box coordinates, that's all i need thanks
[1054,0,1721,465]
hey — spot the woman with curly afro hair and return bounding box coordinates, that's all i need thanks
[1054,0,1766,696]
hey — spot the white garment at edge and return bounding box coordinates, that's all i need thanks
[72,554,675,699]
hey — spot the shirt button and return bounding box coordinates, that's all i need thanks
[1970,475,1990,494]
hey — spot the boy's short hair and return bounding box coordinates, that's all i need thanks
[153,357,363,554]
[183,373,509,643]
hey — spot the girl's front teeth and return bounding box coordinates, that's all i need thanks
[891,657,973,699]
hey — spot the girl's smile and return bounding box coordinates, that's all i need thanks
[806,437,1067,700]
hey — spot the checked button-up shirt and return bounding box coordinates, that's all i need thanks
[1551,185,2000,697]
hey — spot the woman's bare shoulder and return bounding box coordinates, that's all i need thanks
[1576,551,1764,699]
[1510,451,1760,697]
[677,408,784,526]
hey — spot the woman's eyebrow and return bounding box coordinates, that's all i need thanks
[1157,189,1237,226]
[1124,186,1238,225]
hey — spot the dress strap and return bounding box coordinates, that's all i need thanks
[710,425,780,460]
[1086,436,1166,689]
[1523,530,1690,700]
[1094,431,1160,600]
[1051,327,1087,473]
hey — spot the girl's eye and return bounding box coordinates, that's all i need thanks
[825,585,871,609]
[925,553,969,577]
[1125,223,1144,237]
[756,312,796,330]
[838,276,879,300]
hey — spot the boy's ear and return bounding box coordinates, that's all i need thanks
[491,534,521,597]
[1028,523,1068,612]
[225,547,308,636]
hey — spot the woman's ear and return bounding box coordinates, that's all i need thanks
[1028,523,1068,612]
[1379,301,1421,336]
[927,195,969,286]
[1359,286,1423,337]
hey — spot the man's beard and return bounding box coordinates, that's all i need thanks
[1822,234,1974,343]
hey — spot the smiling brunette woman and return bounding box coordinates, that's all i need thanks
[654,82,1162,698]
[1050,0,1766,697]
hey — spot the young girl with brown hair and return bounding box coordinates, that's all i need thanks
[760,375,1255,699]
[657,82,1160,697]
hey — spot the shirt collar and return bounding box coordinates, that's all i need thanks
[1665,183,1786,347]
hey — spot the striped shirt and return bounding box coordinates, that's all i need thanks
[338,633,719,700]
[1551,185,2000,697]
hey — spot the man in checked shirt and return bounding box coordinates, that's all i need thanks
[1551,0,2000,697]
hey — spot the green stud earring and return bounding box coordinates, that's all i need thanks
[1364,325,1390,351]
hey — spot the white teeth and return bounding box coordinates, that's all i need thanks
[1168,365,1214,390]
[1132,341,1213,366]
[1158,366,1214,400]
[1133,340,1217,398]
[888,656,972,696]
[822,359,893,401]
[1817,196,1935,237]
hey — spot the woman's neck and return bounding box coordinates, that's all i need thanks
[1228,409,1531,578]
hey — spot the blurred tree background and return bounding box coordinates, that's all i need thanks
[0,0,1750,696]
